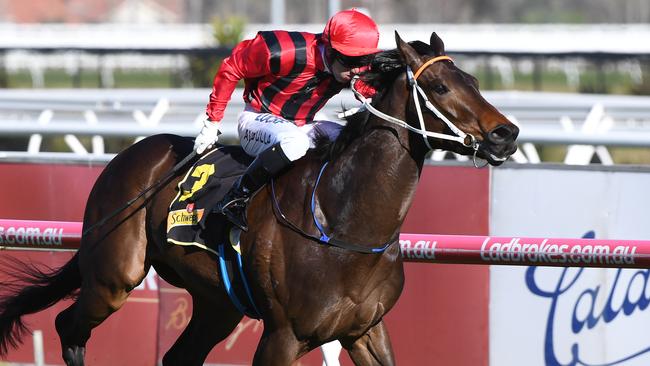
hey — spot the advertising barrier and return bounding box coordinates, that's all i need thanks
[6,161,650,365]
[0,219,81,250]
[6,219,650,269]
[490,165,650,366]
[400,234,650,268]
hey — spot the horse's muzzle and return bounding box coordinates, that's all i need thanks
[480,124,520,166]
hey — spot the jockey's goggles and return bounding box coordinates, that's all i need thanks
[331,49,375,69]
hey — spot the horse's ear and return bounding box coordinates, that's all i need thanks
[430,32,445,56]
[395,31,421,66]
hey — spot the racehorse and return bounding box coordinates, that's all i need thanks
[0,32,518,365]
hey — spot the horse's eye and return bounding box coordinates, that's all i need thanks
[433,84,449,95]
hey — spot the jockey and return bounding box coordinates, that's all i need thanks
[194,8,380,231]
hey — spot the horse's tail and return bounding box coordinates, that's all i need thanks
[0,253,81,356]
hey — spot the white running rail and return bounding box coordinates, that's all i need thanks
[2,89,650,165]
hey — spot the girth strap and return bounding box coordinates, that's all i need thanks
[217,241,262,319]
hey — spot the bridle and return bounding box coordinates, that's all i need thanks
[346,55,488,168]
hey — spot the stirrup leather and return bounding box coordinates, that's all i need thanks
[216,142,293,231]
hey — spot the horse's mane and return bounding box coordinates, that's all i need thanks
[313,41,435,162]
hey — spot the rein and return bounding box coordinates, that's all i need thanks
[344,55,489,168]
[82,150,199,236]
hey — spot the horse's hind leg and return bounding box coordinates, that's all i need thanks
[55,266,149,366]
[55,221,150,366]
[54,281,132,365]
[162,293,243,366]
[341,320,395,366]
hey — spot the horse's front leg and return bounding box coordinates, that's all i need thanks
[341,319,395,366]
[252,326,306,366]
[162,292,243,366]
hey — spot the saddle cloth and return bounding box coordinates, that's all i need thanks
[167,146,261,318]
[166,146,252,254]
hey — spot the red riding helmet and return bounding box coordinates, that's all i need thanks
[323,9,380,57]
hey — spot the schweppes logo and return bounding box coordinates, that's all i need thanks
[167,209,205,231]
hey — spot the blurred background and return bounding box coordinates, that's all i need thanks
[1,0,650,163]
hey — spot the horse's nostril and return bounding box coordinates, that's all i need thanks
[488,124,518,143]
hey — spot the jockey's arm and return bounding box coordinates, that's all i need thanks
[206,33,272,122]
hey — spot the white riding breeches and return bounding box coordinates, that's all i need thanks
[237,107,343,161]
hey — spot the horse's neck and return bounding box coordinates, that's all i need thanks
[319,80,423,244]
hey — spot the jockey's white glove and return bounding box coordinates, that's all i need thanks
[194,119,221,154]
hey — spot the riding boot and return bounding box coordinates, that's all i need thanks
[214,142,292,231]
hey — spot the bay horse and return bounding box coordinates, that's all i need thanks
[0,32,518,365]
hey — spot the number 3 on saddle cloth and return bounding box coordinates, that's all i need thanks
[166,146,261,318]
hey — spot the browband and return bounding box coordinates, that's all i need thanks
[413,55,454,80]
